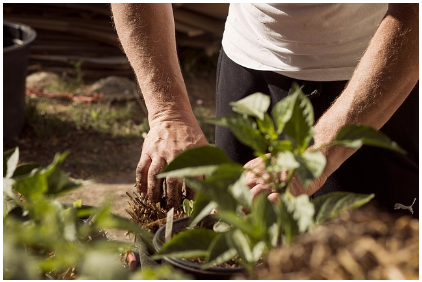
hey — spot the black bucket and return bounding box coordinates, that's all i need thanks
[3,21,36,142]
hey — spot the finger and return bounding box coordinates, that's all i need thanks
[250,184,273,199]
[244,167,269,188]
[136,155,151,197]
[244,170,259,187]
[147,158,166,204]
[166,177,183,208]
[267,192,280,204]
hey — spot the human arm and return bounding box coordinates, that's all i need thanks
[111,4,208,207]
[245,3,419,201]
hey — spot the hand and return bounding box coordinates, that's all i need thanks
[136,115,208,208]
[243,155,328,204]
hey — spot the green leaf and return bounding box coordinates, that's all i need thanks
[183,163,243,214]
[153,228,217,259]
[204,233,237,268]
[158,165,219,179]
[215,211,258,238]
[185,178,237,212]
[73,199,82,208]
[75,205,95,220]
[3,147,17,177]
[283,83,315,151]
[229,92,271,120]
[14,170,48,201]
[271,93,296,135]
[331,124,406,154]
[3,193,20,218]
[252,241,267,262]
[130,264,191,280]
[251,193,277,239]
[267,151,300,172]
[78,251,129,280]
[204,163,244,187]
[3,178,21,207]
[5,147,19,179]
[91,201,155,251]
[267,223,280,247]
[213,221,232,233]
[189,201,217,228]
[257,113,278,140]
[3,239,41,280]
[291,194,315,233]
[277,195,299,244]
[278,193,315,242]
[27,150,82,197]
[271,139,294,152]
[207,115,269,153]
[160,146,232,175]
[12,163,40,178]
[182,199,194,216]
[63,207,77,241]
[227,229,253,263]
[188,192,217,227]
[313,192,375,225]
[228,174,253,211]
[295,151,326,188]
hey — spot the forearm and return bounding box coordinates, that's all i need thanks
[111,3,193,124]
[313,4,419,183]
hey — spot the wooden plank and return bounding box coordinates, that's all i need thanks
[30,45,123,55]
[182,3,229,20]
[42,3,111,17]
[3,15,120,47]
[173,8,225,37]
[174,21,205,37]
[29,54,129,66]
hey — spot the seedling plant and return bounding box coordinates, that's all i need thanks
[153,83,405,274]
[2,148,187,280]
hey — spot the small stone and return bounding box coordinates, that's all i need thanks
[88,76,141,102]
[26,71,60,90]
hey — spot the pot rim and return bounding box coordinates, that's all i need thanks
[153,216,246,273]
[4,20,37,54]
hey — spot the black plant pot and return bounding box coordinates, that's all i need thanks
[153,216,247,280]
[3,20,36,142]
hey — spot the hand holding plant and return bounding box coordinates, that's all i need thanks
[153,82,405,274]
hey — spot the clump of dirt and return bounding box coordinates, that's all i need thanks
[241,203,418,280]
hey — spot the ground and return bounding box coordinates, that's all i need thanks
[3,69,217,241]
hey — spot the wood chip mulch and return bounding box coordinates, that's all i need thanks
[240,203,418,280]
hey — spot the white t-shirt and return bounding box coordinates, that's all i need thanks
[222,3,388,81]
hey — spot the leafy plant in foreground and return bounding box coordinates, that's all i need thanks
[153,83,405,273]
[3,148,187,280]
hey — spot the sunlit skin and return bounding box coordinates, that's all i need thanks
[244,3,418,203]
[111,4,418,206]
[111,4,208,208]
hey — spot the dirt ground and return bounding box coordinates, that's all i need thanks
[3,74,217,241]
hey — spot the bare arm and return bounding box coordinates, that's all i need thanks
[303,3,419,196]
[111,4,208,207]
[245,4,419,200]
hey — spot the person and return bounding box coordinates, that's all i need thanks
[111,4,419,217]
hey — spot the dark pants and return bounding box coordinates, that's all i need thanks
[215,48,419,217]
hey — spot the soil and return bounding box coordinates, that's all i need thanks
[3,74,217,241]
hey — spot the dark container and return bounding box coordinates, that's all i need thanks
[153,216,247,280]
[3,21,36,141]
